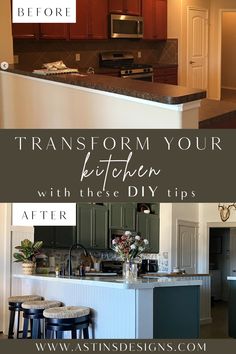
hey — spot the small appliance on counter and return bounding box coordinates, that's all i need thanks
[101,260,123,275]
[141,259,158,273]
[35,254,49,274]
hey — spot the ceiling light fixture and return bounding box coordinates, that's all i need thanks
[218,203,236,222]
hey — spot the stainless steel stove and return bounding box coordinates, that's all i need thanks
[99,51,154,82]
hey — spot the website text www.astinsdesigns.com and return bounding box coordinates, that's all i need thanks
[34,341,207,353]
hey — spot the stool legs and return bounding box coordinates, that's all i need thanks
[22,309,44,339]
[8,303,23,339]
[83,327,89,339]
[22,317,29,339]
[8,309,15,339]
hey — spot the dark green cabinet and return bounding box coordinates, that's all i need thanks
[108,203,136,230]
[34,226,76,249]
[137,212,159,252]
[77,204,108,249]
[153,286,200,338]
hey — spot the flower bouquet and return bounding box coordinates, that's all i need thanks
[112,231,149,280]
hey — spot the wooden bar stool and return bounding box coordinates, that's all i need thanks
[43,306,90,339]
[22,300,62,339]
[8,295,43,339]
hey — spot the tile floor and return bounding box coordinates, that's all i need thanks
[199,88,236,128]
[200,301,229,339]
[221,88,236,103]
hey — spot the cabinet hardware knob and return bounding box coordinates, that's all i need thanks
[189,61,196,64]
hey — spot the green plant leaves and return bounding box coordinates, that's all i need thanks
[13,238,43,263]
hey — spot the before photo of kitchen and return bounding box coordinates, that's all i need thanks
[2,0,236,129]
[1,202,236,340]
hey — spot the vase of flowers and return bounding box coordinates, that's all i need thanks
[112,231,149,281]
[13,239,43,275]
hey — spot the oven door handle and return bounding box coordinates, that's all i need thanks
[122,73,154,80]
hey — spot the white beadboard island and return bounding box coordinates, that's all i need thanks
[14,274,202,339]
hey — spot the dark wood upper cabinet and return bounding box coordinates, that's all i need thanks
[69,0,89,39]
[109,0,124,13]
[155,0,167,40]
[12,24,39,39]
[39,24,69,40]
[70,0,108,39]
[89,0,108,39]
[142,0,167,40]
[109,0,141,15]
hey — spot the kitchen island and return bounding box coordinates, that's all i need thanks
[14,274,201,339]
[0,67,206,129]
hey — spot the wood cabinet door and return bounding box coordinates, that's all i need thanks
[89,0,108,39]
[77,204,93,248]
[125,0,141,15]
[12,24,39,39]
[137,212,159,252]
[155,0,167,40]
[137,212,149,238]
[123,204,136,230]
[109,0,124,13]
[154,67,178,85]
[142,0,155,39]
[148,214,159,253]
[142,0,167,40]
[93,205,108,249]
[39,24,68,39]
[70,0,88,39]
[109,204,123,228]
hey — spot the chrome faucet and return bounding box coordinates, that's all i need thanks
[68,243,89,277]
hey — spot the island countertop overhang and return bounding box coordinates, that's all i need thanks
[3,66,206,105]
[13,274,202,289]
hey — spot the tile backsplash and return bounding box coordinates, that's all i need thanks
[41,248,169,273]
[13,38,178,69]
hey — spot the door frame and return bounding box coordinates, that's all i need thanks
[186,6,209,91]
[177,220,199,273]
[206,222,236,274]
[219,9,236,100]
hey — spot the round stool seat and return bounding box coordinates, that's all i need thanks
[8,295,42,303]
[43,306,90,319]
[22,300,61,310]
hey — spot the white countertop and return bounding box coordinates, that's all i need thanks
[14,274,202,289]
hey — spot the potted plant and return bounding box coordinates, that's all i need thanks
[13,239,43,275]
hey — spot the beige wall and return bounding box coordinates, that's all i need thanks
[221,12,236,90]
[168,0,236,99]
[208,0,236,99]
[0,0,14,63]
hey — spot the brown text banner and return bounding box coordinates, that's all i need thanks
[0,129,235,202]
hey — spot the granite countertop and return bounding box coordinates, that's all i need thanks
[3,65,206,105]
[14,274,202,290]
[142,273,210,277]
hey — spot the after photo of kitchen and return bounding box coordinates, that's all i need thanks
[1,202,236,341]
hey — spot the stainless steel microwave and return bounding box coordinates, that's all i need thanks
[110,14,144,39]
